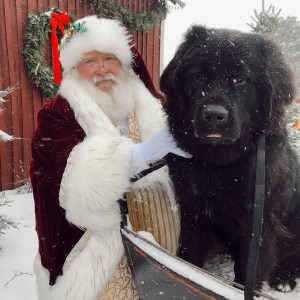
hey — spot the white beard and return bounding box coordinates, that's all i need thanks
[67,67,135,121]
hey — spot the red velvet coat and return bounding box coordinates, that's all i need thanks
[30,95,86,285]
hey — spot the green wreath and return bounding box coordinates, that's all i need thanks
[22,7,76,99]
[22,0,169,99]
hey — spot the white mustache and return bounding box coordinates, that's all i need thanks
[93,74,116,84]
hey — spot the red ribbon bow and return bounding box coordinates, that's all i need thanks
[50,11,70,85]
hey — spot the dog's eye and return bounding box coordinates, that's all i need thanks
[195,75,206,83]
[232,76,246,85]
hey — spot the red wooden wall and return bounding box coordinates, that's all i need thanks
[0,0,162,190]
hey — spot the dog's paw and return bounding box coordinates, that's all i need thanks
[269,276,297,292]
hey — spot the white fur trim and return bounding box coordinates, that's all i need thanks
[60,16,133,72]
[133,75,167,140]
[59,69,166,139]
[59,73,118,136]
[60,135,134,231]
[34,225,124,300]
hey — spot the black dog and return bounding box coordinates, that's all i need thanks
[160,25,300,292]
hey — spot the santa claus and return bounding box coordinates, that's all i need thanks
[30,15,190,300]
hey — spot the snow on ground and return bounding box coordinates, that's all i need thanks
[0,188,299,300]
[0,189,38,300]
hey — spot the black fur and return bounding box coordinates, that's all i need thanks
[160,25,300,292]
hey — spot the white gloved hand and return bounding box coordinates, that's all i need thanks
[130,127,192,175]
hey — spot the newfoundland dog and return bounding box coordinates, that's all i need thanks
[160,25,300,292]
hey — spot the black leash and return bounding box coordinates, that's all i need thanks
[244,134,266,300]
[130,159,166,184]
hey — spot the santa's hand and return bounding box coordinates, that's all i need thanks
[130,127,192,175]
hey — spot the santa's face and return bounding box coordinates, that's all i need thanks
[77,51,121,93]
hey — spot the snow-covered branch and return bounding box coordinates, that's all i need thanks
[0,83,20,142]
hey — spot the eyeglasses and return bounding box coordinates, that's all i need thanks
[81,57,120,72]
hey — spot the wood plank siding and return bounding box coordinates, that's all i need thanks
[0,0,163,190]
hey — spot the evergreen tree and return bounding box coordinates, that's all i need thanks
[248,2,300,95]
[272,16,300,151]
[273,16,300,97]
[248,1,300,154]
[247,0,281,34]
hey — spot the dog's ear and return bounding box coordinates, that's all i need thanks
[160,25,209,111]
[159,25,208,110]
[159,53,186,110]
[257,35,296,121]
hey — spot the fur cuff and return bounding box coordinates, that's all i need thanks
[59,135,134,231]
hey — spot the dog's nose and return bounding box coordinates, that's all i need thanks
[202,104,228,125]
